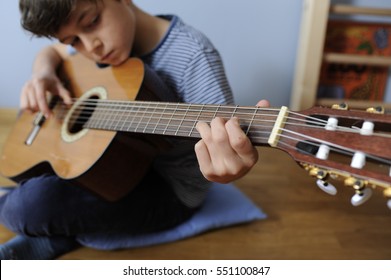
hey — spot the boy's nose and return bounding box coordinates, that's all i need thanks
[83,37,102,53]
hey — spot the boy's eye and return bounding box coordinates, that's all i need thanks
[70,37,80,47]
[86,15,100,29]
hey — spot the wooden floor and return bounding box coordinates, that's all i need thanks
[1,108,391,260]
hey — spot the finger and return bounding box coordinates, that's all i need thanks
[20,84,32,111]
[196,121,212,143]
[225,117,258,165]
[256,99,270,107]
[208,117,238,162]
[56,83,72,105]
[196,119,233,179]
[195,121,213,172]
[194,139,213,179]
[23,85,40,112]
[208,117,230,147]
[34,82,51,117]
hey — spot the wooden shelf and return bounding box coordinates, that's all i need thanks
[323,53,391,67]
[290,0,391,111]
[330,4,391,17]
[317,98,391,111]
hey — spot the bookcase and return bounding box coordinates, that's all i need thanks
[290,0,391,111]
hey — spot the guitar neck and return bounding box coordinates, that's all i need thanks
[81,100,281,145]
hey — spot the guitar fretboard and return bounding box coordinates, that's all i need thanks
[81,100,280,145]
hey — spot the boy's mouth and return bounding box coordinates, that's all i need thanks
[100,51,114,63]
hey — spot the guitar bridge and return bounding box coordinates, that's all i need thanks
[25,112,46,146]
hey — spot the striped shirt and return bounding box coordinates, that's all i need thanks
[141,15,234,105]
[141,15,235,208]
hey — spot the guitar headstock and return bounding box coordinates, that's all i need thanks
[274,103,391,209]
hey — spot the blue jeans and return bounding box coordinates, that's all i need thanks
[0,171,195,238]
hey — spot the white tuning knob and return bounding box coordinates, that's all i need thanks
[351,188,372,206]
[316,179,337,195]
[387,200,391,210]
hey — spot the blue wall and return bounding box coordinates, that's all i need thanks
[0,0,390,108]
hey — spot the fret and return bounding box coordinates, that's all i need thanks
[116,102,129,132]
[246,106,259,136]
[162,103,172,135]
[134,102,150,133]
[126,102,142,133]
[110,101,123,131]
[162,103,179,135]
[142,102,158,133]
[213,104,221,120]
[100,101,115,130]
[174,104,191,136]
[152,102,169,134]
[231,105,239,118]
[118,101,130,131]
[95,101,107,130]
[85,101,97,129]
[188,104,205,137]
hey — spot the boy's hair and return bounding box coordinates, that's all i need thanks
[19,0,99,38]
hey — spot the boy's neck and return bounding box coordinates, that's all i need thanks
[132,7,170,57]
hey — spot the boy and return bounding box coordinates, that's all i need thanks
[0,0,269,259]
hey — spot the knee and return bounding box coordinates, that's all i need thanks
[0,175,68,235]
[0,194,36,235]
[1,190,50,235]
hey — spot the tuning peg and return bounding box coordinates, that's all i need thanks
[331,103,348,110]
[308,167,338,196]
[351,151,366,169]
[351,188,372,206]
[383,189,391,210]
[366,106,385,114]
[325,118,338,131]
[360,121,374,136]
[345,178,372,206]
[387,200,391,210]
[316,179,337,195]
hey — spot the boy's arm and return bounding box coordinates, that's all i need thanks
[20,44,72,118]
[195,100,270,183]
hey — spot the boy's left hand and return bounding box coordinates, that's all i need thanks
[195,100,270,183]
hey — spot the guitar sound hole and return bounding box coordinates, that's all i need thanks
[69,96,99,134]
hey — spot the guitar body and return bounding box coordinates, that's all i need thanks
[0,54,175,201]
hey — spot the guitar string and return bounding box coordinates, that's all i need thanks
[49,118,391,178]
[66,96,371,129]
[60,105,333,139]
[59,99,327,128]
[64,95,380,131]
[58,100,391,139]
[57,99,390,138]
[52,101,391,166]
[246,132,391,169]
[56,100,390,152]
[244,123,391,166]
[275,140,391,181]
[278,129,391,165]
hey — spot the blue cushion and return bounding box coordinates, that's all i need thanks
[76,183,267,250]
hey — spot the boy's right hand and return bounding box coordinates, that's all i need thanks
[20,44,72,118]
[20,73,72,118]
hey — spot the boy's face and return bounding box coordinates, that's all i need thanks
[56,0,135,66]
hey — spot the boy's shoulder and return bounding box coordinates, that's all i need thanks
[160,15,215,52]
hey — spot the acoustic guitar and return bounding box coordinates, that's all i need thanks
[1,53,390,208]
